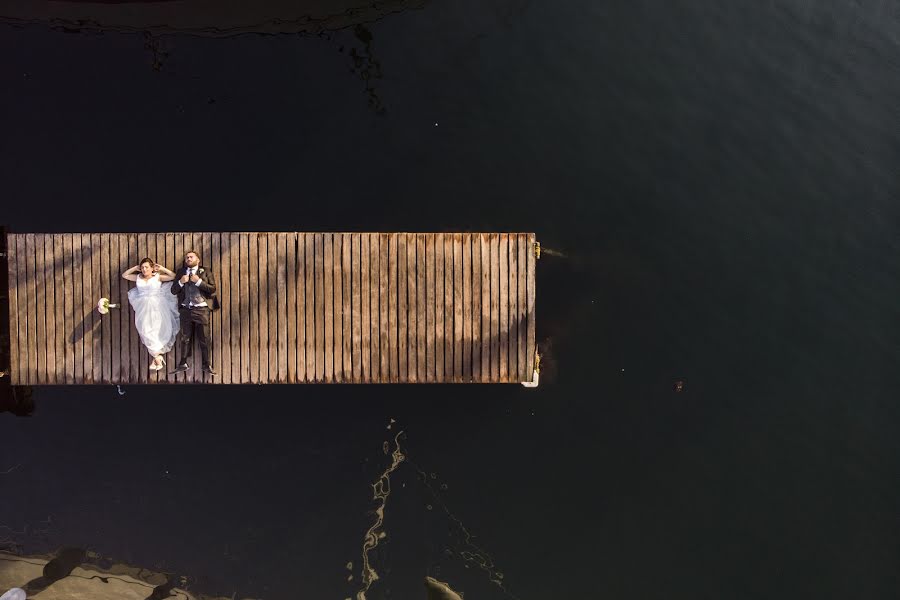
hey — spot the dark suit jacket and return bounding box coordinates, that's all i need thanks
[170,265,220,311]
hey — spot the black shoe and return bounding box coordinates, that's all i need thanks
[202,365,217,375]
[172,363,190,374]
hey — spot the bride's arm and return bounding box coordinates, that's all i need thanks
[156,265,176,282]
[121,265,139,282]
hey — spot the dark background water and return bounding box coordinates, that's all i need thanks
[1,1,899,598]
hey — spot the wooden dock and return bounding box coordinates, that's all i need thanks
[3,232,537,385]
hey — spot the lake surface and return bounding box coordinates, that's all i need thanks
[1,1,898,598]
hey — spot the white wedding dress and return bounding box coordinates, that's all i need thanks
[127,273,180,358]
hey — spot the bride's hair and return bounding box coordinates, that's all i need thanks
[139,257,155,268]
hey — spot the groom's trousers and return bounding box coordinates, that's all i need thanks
[178,306,211,368]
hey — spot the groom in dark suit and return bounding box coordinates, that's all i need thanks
[170,250,219,375]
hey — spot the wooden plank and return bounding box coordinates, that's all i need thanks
[209,233,220,380]
[371,233,383,381]
[98,233,113,384]
[58,235,71,384]
[480,234,490,383]
[397,233,407,382]
[366,234,378,381]
[298,233,306,382]
[314,233,325,382]
[452,234,463,380]
[472,234,482,382]
[230,233,242,384]
[526,234,536,380]
[388,234,398,382]
[324,232,334,382]
[444,234,454,379]
[264,233,275,382]
[342,233,352,380]
[20,234,33,384]
[25,233,39,385]
[462,234,472,381]
[105,234,117,383]
[59,234,71,383]
[490,234,500,382]
[46,233,57,384]
[308,234,319,381]
[247,232,259,383]
[90,233,102,384]
[285,233,296,383]
[29,233,37,384]
[254,233,267,382]
[114,234,127,385]
[415,233,426,383]
[508,233,518,382]
[499,233,509,382]
[211,233,226,383]
[105,234,119,383]
[116,233,129,382]
[405,233,417,383]
[7,235,20,384]
[299,233,308,383]
[306,233,325,381]
[45,236,56,384]
[28,234,42,384]
[351,233,362,383]
[517,234,527,382]
[274,233,286,382]
[265,233,277,382]
[14,235,28,384]
[41,235,56,384]
[45,235,58,384]
[224,234,234,382]
[332,233,343,382]
[425,234,435,382]
[13,233,26,385]
[433,233,443,381]
[379,234,390,380]
[360,234,371,382]
[78,234,92,384]
[72,233,86,384]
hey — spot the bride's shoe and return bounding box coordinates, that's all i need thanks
[150,356,163,371]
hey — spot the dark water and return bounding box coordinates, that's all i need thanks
[1,1,899,598]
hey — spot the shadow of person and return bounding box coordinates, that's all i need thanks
[70,308,101,344]
[20,547,86,595]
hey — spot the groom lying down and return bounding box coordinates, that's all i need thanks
[170,250,219,376]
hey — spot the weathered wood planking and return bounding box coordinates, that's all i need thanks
[4,233,537,385]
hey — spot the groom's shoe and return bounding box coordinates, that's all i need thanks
[202,365,217,375]
[172,363,190,374]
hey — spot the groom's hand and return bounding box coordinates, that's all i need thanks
[190,273,200,283]
[180,274,190,284]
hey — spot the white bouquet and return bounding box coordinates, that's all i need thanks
[97,297,119,314]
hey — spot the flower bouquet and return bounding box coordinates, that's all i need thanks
[97,297,119,315]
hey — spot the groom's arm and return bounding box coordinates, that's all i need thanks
[197,270,216,295]
[171,268,185,294]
